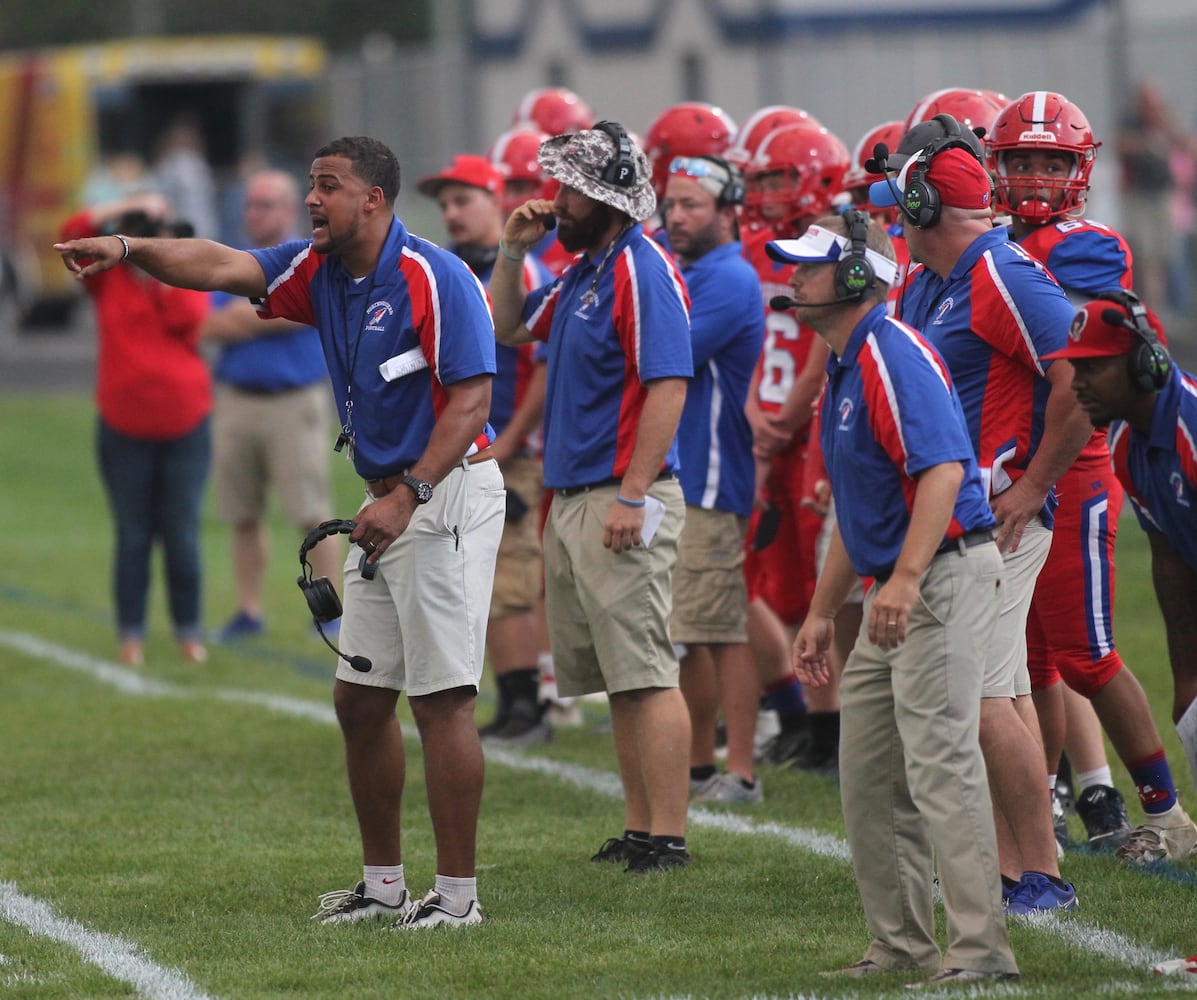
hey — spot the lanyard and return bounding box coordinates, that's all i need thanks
[333,275,377,462]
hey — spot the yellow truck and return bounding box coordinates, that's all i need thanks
[0,35,327,325]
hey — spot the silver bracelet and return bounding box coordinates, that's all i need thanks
[114,234,131,261]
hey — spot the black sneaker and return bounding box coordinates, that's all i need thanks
[310,881,413,924]
[1075,784,1133,849]
[625,845,692,874]
[590,835,651,864]
[759,726,810,767]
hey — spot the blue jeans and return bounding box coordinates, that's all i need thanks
[97,417,210,641]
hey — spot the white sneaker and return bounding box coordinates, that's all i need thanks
[1116,804,1197,864]
[392,890,485,929]
[311,881,413,924]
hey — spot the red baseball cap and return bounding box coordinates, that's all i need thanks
[417,154,504,198]
[869,147,992,211]
[1042,298,1168,361]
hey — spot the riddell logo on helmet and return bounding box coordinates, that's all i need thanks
[1018,130,1057,143]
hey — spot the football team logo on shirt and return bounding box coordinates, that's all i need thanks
[365,300,395,333]
[932,296,955,326]
[837,396,856,430]
[1172,471,1190,507]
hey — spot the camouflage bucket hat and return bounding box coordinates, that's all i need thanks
[538,125,657,221]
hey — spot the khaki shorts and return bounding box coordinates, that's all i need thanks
[543,478,685,697]
[670,505,749,644]
[335,459,506,695]
[212,383,334,528]
[491,453,544,619]
[984,516,1052,699]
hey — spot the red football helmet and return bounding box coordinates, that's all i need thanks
[643,102,737,199]
[726,105,820,168]
[488,125,551,216]
[511,86,594,136]
[844,120,906,218]
[985,91,1100,224]
[743,122,849,236]
[904,87,1008,137]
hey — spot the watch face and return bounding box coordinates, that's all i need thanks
[403,476,433,504]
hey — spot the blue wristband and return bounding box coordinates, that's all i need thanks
[615,494,646,508]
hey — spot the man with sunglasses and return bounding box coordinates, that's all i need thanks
[661,154,765,804]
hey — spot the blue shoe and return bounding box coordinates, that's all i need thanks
[1006,872,1078,915]
[218,610,264,643]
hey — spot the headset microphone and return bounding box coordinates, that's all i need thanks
[869,142,922,227]
[297,519,374,673]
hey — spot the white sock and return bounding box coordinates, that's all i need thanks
[363,864,405,906]
[1076,766,1114,792]
[1048,773,1057,792]
[434,873,477,914]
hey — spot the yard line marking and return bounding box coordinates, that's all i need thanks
[0,882,216,1000]
[1,628,1189,987]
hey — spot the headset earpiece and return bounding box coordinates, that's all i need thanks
[593,120,636,188]
[1097,290,1172,392]
[900,113,986,230]
[834,209,875,300]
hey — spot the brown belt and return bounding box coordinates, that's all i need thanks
[366,446,494,498]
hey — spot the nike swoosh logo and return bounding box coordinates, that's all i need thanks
[381,877,402,885]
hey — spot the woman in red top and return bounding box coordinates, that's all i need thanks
[60,193,212,666]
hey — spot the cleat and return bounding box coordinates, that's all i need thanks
[1052,788,1069,855]
[692,771,763,805]
[1005,872,1078,916]
[481,703,552,747]
[758,726,809,767]
[625,845,692,874]
[590,835,651,864]
[1153,956,1197,976]
[393,891,484,929]
[311,881,413,924]
[1075,784,1132,849]
[1116,804,1197,864]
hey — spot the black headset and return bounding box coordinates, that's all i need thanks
[1096,289,1172,392]
[899,113,987,230]
[297,519,373,672]
[834,208,876,301]
[705,155,746,206]
[594,120,636,188]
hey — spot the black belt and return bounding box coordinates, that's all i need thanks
[874,530,994,584]
[230,383,303,396]
[934,529,996,557]
[555,471,675,498]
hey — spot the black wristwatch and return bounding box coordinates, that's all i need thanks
[401,475,433,504]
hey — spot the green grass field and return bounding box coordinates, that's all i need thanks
[1,392,1195,999]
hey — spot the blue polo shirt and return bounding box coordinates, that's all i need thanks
[678,241,762,515]
[211,290,327,392]
[823,303,995,579]
[523,224,692,490]
[249,217,496,480]
[1109,366,1197,572]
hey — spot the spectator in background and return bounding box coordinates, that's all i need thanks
[1116,81,1185,313]
[203,169,340,643]
[151,116,219,240]
[58,192,211,667]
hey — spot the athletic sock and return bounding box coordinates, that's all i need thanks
[507,667,542,718]
[650,834,686,853]
[624,829,651,846]
[1026,870,1070,891]
[763,674,807,716]
[1076,765,1115,791]
[808,711,840,756]
[363,864,405,906]
[433,874,477,915]
[1127,750,1178,815]
[690,764,717,783]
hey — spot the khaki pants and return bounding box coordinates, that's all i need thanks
[840,541,1018,976]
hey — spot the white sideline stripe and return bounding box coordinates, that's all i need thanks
[0,629,1188,988]
[0,882,215,1000]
